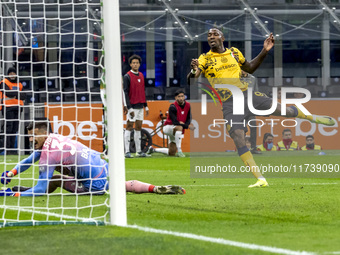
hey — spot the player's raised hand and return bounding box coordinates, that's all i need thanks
[263,33,275,52]
[190,58,198,70]
[1,171,14,185]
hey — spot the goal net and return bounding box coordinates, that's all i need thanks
[0,0,111,226]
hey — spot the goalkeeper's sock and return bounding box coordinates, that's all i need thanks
[175,131,182,152]
[238,146,265,180]
[125,180,155,193]
[289,106,313,121]
[124,130,131,153]
[134,130,141,153]
[154,148,169,155]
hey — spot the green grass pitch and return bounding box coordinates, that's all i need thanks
[0,151,340,254]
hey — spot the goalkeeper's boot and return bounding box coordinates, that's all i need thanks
[146,146,155,155]
[12,186,31,192]
[154,185,186,195]
[125,152,134,158]
[177,151,186,158]
[310,115,336,126]
[248,179,269,188]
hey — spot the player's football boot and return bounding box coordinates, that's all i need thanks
[12,186,31,192]
[154,185,186,195]
[146,146,155,155]
[310,115,336,126]
[177,151,186,158]
[136,152,150,157]
[125,152,134,158]
[248,179,269,188]
[250,148,261,155]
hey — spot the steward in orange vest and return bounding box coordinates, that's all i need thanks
[0,67,24,155]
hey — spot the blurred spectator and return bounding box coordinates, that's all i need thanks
[301,135,321,150]
[257,133,277,151]
[277,129,299,151]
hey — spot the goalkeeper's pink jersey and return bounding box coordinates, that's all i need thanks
[20,134,108,196]
[40,134,93,167]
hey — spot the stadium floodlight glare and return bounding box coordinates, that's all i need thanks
[0,0,126,227]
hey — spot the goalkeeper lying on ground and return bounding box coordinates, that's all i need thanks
[0,121,185,196]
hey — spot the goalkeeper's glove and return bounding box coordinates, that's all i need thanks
[0,188,15,196]
[1,170,16,185]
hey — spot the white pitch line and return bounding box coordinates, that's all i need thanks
[128,170,184,173]
[0,206,95,222]
[127,225,315,255]
[185,183,338,187]
[0,207,329,254]
[297,183,338,185]
[185,184,243,187]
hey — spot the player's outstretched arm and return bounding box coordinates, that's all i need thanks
[241,33,274,74]
[18,165,55,197]
[15,151,42,174]
[0,151,41,184]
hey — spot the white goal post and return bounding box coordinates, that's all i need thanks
[102,0,127,226]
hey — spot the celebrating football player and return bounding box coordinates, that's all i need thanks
[187,27,335,188]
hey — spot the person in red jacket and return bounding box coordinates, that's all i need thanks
[123,55,149,158]
[147,90,194,157]
[0,67,24,155]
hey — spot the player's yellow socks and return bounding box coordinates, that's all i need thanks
[239,149,263,179]
[290,106,313,121]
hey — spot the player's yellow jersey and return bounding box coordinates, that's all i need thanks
[198,47,248,101]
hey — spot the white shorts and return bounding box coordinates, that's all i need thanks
[127,108,144,122]
[163,125,184,143]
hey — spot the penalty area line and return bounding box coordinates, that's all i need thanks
[127,225,315,255]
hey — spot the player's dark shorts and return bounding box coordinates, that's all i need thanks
[222,90,273,135]
[63,159,108,195]
[63,176,106,195]
[63,176,89,194]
